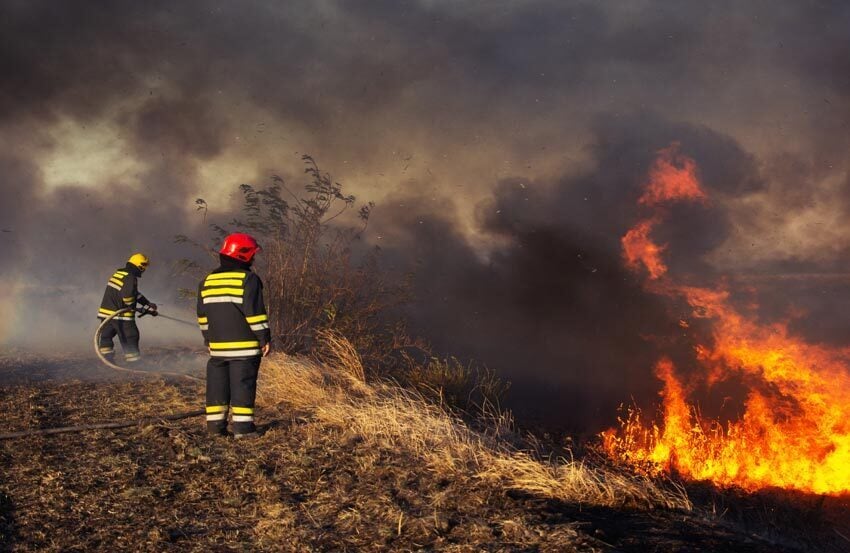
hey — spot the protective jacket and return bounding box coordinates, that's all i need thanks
[196,256,271,358]
[98,263,150,321]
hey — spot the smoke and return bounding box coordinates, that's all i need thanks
[1,1,849,430]
[374,113,770,429]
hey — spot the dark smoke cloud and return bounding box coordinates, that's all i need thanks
[129,98,230,160]
[375,113,766,430]
[1,1,849,431]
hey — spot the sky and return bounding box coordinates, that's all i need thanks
[1,0,849,430]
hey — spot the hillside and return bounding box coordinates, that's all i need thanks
[0,348,844,552]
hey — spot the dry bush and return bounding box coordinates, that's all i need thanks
[395,354,511,415]
[175,155,509,416]
[256,333,691,512]
[176,155,410,366]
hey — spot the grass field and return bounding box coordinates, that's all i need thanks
[0,347,846,552]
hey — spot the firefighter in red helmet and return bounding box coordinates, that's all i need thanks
[196,233,271,438]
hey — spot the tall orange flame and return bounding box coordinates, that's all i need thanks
[621,143,706,280]
[604,143,850,495]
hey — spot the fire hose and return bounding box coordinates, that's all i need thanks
[0,306,207,441]
[93,305,203,381]
[0,410,206,440]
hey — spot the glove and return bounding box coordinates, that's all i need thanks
[148,303,158,316]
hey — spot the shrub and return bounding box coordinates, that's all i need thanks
[176,155,508,412]
[176,155,411,363]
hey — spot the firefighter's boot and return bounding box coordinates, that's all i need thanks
[205,405,229,436]
[98,344,116,363]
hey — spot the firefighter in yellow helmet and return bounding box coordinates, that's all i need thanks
[97,253,158,362]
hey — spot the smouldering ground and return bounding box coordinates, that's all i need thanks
[0,349,844,552]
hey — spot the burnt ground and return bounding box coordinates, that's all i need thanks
[1,350,849,552]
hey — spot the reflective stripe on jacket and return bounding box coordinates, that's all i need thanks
[98,263,149,320]
[196,262,270,358]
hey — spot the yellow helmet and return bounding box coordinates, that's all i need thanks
[128,253,150,272]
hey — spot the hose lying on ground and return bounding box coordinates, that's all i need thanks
[3,308,210,440]
[94,306,203,382]
[0,409,205,440]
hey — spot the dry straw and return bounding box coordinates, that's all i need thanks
[257,332,691,512]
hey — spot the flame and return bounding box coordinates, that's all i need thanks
[604,143,850,495]
[621,143,706,280]
[622,216,667,279]
[638,142,707,207]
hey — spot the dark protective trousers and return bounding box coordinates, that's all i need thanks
[206,356,261,435]
[98,320,141,362]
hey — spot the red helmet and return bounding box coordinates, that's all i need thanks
[219,233,261,262]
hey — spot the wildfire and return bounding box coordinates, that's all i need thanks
[604,143,850,495]
[621,143,706,281]
[621,217,667,280]
[638,142,707,207]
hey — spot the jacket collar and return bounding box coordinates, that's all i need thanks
[217,253,253,272]
[124,262,143,277]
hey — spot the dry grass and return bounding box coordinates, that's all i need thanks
[1,349,827,551]
[313,328,366,383]
[257,333,692,512]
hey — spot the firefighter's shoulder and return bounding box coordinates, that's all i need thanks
[203,268,251,280]
[242,271,264,292]
[201,269,252,304]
